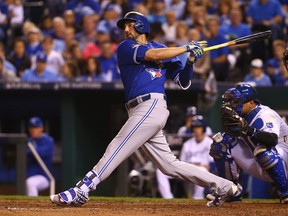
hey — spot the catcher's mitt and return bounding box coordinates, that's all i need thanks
[221,105,248,136]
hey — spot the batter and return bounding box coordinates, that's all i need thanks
[50,11,237,207]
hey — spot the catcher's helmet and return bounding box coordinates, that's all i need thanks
[222,87,244,115]
[117,11,150,36]
[191,115,206,132]
[283,47,288,71]
[186,106,197,117]
[235,83,260,104]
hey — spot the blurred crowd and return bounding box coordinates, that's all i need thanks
[0,0,287,85]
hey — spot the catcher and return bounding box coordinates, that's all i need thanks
[209,83,288,203]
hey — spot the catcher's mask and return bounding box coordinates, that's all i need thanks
[235,83,260,104]
[191,115,206,133]
[222,87,244,115]
[283,47,288,71]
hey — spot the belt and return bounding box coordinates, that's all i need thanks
[278,135,288,143]
[125,93,166,111]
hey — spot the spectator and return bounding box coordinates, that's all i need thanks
[25,27,43,58]
[156,115,214,199]
[97,3,122,43]
[50,16,66,51]
[174,21,189,66]
[66,40,86,75]
[243,58,272,86]
[0,1,9,41]
[220,7,252,82]
[58,60,80,82]
[39,14,53,37]
[167,0,186,21]
[21,52,59,82]
[63,10,81,33]
[148,0,166,25]
[182,0,198,27]
[206,15,230,82]
[75,14,98,50]
[26,116,54,196]
[81,56,106,81]
[0,57,18,82]
[216,0,233,26]
[266,39,287,85]
[63,0,101,26]
[246,0,284,61]
[38,36,65,76]
[188,28,211,78]
[274,58,288,86]
[97,40,120,81]
[162,10,178,43]
[0,42,17,73]
[7,0,24,43]
[190,6,209,40]
[7,38,31,77]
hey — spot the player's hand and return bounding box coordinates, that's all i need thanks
[186,41,206,64]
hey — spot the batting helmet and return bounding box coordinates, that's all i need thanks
[117,11,150,36]
[191,115,206,133]
[222,87,244,115]
[283,46,288,71]
[235,83,260,104]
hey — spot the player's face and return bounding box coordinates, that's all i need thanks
[123,21,140,40]
[241,101,253,116]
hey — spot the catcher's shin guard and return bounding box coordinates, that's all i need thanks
[255,147,288,200]
[210,133,240,184]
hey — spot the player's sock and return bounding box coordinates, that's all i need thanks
[76,170,100,193]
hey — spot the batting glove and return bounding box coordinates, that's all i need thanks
[186,41,206,64]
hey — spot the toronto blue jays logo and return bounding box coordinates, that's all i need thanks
[145,68,162,80]
[266,122,273,128]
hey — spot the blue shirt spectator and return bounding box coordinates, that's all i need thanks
[64,0,100,25]
[98,41,120,81]
[207,16,230,82]
[21,53,59,82]
[244,58,272,86]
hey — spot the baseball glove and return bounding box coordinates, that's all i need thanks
[221,105,248,136]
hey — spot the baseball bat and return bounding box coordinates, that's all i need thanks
[203,30,272,52]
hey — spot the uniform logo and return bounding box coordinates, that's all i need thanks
[146,68,162,80]
[266,122,273,128]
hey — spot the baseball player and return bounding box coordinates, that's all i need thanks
[157,115,214,199]
[177,106,213,137]
[209,83,288,203]
[50,11,238,207]
[26,117,54,196]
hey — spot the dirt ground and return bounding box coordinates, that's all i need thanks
[0,199,288,216]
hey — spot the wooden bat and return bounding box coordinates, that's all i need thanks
[203,30,272,52]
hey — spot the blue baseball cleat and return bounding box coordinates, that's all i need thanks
[50,187,89,206]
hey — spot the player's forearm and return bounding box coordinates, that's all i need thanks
[145,47,186,61]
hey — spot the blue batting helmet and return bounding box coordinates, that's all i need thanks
[222,87,244,115]
[117,11,150,36]
[191,115,206,132]
[235,83,260,104]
